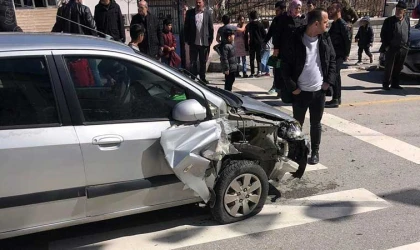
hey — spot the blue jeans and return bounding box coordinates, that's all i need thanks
[260,49,270,73]
[237,56,247,73]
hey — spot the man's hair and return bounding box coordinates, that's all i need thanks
[163,18,172,26]
[307,8,326,26]
[332,2,342,10]
[275,1,286,9]
[138,0,148,8]
[249,10,258,20]
[262,19,270,29]
[222,15,230,25]
[130,24,145,40]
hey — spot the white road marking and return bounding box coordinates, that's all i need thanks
[387,242,420,250]
[234,83,420,165]
[50,188,389,250]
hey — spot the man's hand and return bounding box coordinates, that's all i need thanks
[322,82,330,90]
[224,71,229,75]
[292,88,301,95]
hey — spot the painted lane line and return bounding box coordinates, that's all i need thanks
[234,83,420,165]
[49,188,389,250]
[387,242,420,250]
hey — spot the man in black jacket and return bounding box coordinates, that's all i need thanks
[325,2,350,108]
[52,0,97,36]
[281,8,336,165]
[94,0,125,43]
[380,1,410,90]
[130,0,163,59]
[184,0,214,84]
[244,11,266,77]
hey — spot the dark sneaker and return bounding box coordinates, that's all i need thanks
[325,99,339,108]
[249,75,255,78]
[391,85,403,89]
[308,152,319,165]
[243,73,249,78]
[382,84,391,90]
[338,98,342,105]
[356,60,362,65]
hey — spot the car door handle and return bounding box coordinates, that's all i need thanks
[92,135,124,146]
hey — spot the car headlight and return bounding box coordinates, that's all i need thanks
[279,121,304,140]
[410,40,420,49]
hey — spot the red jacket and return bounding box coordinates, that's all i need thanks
[162,31,177,57]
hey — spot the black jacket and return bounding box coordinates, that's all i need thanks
[273,14,307,53]
[244,20,266,51]
[94,1,125,42]
[52,1,97,36]
[264,13,287,44]
[220,43,237,72]
[355,25,374,47]
[328,18,351,58]
[281,26,336,92]
[184,8,214,46]
[380,15,411,51]
[130,12,163,59]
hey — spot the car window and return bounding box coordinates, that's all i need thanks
[0,57,59,128]
[64,56,202,123]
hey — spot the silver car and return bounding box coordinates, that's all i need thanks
[0,33,309,239]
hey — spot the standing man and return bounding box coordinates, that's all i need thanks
[94,0,126,43]
[130,1,163,59]
[52,0,97,36]
[340,0,358,42]
[325,2,350,108]
[380,1,410,90]
[244,10,266,77]
[281,8,336,165]
[184,0,214,84]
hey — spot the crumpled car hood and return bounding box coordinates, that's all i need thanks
[237,94,295,122]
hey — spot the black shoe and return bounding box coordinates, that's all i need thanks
[308,152,319,165]
[391,85,403,89]
[338,98,342,105]
[382,84,391,90]
[325,99,339,108]
[243,73,249,78]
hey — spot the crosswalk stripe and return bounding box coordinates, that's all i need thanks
[49,188,389,250]
[234,83,420,165]
[387,242,420,250]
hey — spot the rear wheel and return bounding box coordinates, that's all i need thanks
[211,160,268,224]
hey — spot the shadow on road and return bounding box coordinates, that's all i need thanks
[381,188,420,207]
[364,87,420,96]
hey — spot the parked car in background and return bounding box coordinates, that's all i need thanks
[379,27,420,76]
[0,33,309,239]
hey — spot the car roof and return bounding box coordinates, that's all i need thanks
[0,33,134,53]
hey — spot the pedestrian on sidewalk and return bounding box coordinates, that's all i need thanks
[52,0,97,36]
[94,0,126,43]
[339,0,358,42]
[380,1,410,91]
[265,1,287,94]
[234,15,249,78]
[281,8,336,165]
[325,2,350,108]
[260,19,272,77]
[244,10,266,78]
[184,0,214,84]
[128,24,145,52]
[355,16,374,65]
[220,29,237,91]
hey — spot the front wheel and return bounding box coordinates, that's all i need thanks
[211,160,269,224]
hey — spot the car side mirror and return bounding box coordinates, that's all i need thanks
[172,99,207,122]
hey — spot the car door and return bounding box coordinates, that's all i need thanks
[0,53,86,235]
[54,51,207,217]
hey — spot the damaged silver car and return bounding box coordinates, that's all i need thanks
[0,33,308,239]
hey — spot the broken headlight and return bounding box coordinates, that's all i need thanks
[279,121,304,140]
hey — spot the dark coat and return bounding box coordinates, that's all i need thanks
[380,15,411,51]
[264,12,287,44]
[273,14,307,53]
[162,30,177,57]
[94,1,125,42]
[355,25,374,47]
[281,26,336,91]
[184,8,214,46]
[130,12,163,58]
[0,1,22,32]
[328,18,351,58]
[220,43,237,72]
[52,1,97,36]
[244,20,266,51]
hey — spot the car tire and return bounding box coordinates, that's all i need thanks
[211,160,268,224]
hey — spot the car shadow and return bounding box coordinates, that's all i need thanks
[380,188,420,207]
[364,87,420,96]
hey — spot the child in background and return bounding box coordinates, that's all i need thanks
[128,24,145,52]
[355,16,374,65]
[162,18,181,68]
[260,19,272,77]
[220,29,237,91]
[235,14,248,78]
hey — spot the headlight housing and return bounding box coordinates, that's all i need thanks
[279,121,304,140]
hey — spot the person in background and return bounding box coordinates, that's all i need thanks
[244,10,266,78]
[307,0,316,13]
[128,24,145,52]
[234,14,249,78]
[220,29,237,91]
[339,0,358,42]
[52,0,96,36]
[184,0,214,84]
[216,14,244,43]
[355,16,374,65]
[260,19,272,77]
[325,2,350,108]
[265,1,287,94]
[380,0,410,90]
[94,0,125,43]
[162,19,181,68]
[130,0,163,60]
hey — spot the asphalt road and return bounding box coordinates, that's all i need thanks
[1,69,420,250]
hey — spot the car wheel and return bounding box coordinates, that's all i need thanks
[211,160,268,224]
